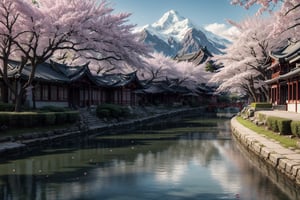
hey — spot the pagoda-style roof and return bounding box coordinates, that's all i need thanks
[265,67,300,84]
[173,47,212,66]
[6,61,70,83]
[95,71,143,88]
[50,61,98,85]
[3,60,141,88]
[139,80,195,95]
[269,41,300,63]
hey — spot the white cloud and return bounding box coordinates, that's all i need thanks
[204,23,240,41]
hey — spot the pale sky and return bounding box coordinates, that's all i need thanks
[106,0,263,40]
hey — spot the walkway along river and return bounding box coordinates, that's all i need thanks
[0,114,299,200]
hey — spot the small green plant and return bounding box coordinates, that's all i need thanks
[96,104,130,119]
[250,102,272,109]
[291,121,300,137]
[257,113,267,122]
[266,116,279,132]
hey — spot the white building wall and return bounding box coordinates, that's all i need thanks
[35,101,68,108]
[287,103,300,113]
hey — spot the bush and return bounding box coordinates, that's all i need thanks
[0,103,15,111]
[0,110,79,129]
[43,113,56,125]
[17,112,39,127]
[39,106,68,112]
[0,112,9,126]
[55,112,67,124]
[257,113,267,122]
[250,102,272,109]
[291,121,300,137]
[266,116,291,135]
[96,104,130,119]
[97,108,111,118]
[277,118,291,135]
[266,116,279,132]
[65,111,80,123]
[0,112,40,128]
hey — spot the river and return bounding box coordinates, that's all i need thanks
[0,117,298,200]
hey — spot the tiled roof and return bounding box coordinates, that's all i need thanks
[95,72,142,88]
[7,62,70,83]
[270,41,300,62]
[174,47,212,66]
[4,60,140,88]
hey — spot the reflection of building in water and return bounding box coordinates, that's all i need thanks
[0,119,296,200]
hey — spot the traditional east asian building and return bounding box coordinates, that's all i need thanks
[95,72,143,106]
[0,60,143,108]
[265,40,300,112]
[173,47,213,66]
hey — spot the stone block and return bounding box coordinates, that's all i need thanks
[252,142,262,154]
[269,153,286,167]
[285,161,300,174]
[261,147,272,159]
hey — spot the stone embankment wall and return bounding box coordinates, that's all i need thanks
[0,107,211,158]
[231,117,300,188]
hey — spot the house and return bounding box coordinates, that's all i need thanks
[265,40,300,112]
[136,79,212,106]
[95,72,143,106]
[173,47,213,66]
[0,60,143,108]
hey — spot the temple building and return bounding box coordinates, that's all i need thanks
[265,40,300,112]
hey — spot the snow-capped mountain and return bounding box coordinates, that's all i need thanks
[135,10,230,56]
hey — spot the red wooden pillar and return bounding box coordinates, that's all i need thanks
[277,82,280,104]
[287,81,290,104]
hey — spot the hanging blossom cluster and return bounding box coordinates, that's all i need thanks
[231,0,300,38]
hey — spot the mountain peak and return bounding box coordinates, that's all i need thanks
[135,10,230,56]
[153,10,187,29]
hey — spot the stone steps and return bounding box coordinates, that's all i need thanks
[78,108,105,128]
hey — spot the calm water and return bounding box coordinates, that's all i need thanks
[0,117,298,200]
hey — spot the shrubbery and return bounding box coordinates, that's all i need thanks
[277,118,292,135]
[0,110,79,128]
[96,104,130,119]
[266,116,291,135]
[0,103,15,111]
[256,113,267,122]
[266,116,279,132]
[291,121,300,137]
[250,102,272,109]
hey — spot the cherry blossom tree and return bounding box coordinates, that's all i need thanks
[0,0,149,111]
[140,52,209,91]
[209,17,284,102]
[231,0,300,38]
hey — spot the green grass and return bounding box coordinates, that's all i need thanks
[236,116,298,149]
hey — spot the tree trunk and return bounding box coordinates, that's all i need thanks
[14,87,25,112]
[2,86,9,103]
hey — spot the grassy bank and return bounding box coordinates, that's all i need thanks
[236,116,298,149]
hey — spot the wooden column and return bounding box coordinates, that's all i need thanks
[296,80,298,112]
[277,82,280,104]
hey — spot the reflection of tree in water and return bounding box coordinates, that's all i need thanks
[0,118,295,200]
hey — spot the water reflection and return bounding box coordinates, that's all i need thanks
[0,118,297,200]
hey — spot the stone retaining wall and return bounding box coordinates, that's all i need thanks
[231,117,300,187]
[0,107,211,159]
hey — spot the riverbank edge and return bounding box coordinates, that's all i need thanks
[231,116,300,187]
[0,107,210,159]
